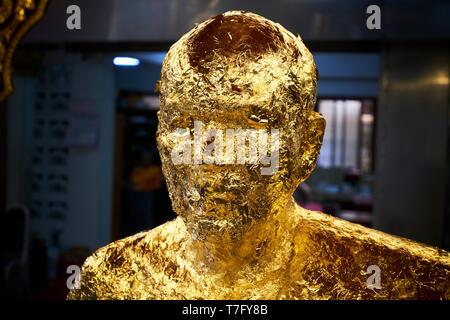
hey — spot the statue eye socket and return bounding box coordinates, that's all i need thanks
[170,116,193,128]
[247,114,270,128]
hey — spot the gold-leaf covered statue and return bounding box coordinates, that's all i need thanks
[68,11,450,300]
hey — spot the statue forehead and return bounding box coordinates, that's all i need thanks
[159,11,317,128]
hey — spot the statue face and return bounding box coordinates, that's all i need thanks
[157,11,325,239]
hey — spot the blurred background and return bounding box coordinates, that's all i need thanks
[1,0,449,299]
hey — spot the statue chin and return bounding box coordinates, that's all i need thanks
[181,205,258,242]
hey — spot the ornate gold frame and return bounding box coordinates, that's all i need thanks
[0,0,49,102]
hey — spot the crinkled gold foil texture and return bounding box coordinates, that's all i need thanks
[68,11,450,300]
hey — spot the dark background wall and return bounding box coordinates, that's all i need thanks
[9,0,450,249]
[374,44,449,247]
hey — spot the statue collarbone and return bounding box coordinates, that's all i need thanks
[71,199,450,299]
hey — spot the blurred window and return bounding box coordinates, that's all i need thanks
[317,99,375,173]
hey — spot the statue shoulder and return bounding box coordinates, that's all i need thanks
[288,203,450,299]
[67,217,187,299]
[297,205,450,264]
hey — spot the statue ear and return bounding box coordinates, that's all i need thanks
[299,111,326,182]
[308,111,326,149]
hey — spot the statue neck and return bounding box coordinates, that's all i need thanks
[184,197,297,276]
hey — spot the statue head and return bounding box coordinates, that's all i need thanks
[157,11,325,240]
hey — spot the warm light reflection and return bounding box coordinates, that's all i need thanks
[434,72,449,85]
